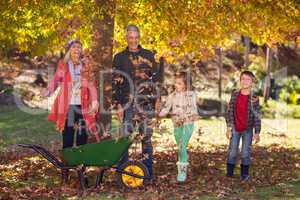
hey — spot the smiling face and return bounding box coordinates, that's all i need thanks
[70,42,82,64]
[126,31,140,51]
[175,77,187,92]
[240,74,254,89]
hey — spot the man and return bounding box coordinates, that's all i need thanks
[112,24,160,179]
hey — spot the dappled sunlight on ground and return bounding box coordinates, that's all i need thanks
[1,116,300,199]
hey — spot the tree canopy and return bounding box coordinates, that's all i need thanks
[0,0,299,59]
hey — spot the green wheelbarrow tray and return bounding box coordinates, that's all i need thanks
[62,137,132,167]
[18,134,150,192]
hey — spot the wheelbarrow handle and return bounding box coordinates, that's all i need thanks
[18,143,74,170]
[18,144,34,148]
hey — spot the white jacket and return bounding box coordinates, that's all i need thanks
[159,91,199,126]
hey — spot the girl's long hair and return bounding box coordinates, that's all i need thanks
[175,71,193,91]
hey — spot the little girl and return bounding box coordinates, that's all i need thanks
[158,72,199,182]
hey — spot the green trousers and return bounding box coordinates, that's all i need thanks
[174,123,194,163]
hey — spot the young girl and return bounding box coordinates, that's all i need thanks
[158,72,199,182]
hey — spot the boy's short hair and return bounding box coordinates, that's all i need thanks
[240,70,256,82]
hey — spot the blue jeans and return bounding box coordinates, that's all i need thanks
[227,128,253,166]
[119,105,154,177]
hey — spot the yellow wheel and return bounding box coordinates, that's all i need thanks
[117,161,149,189]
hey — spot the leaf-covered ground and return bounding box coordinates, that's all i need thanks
[0,106,300,199]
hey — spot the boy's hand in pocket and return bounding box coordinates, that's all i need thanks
[226,128,232,139]
[253,133,260,144]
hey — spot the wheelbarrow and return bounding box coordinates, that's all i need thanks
[18,135,150,191]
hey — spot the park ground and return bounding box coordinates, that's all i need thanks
[0,105,300,200]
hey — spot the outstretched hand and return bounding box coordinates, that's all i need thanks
[116,104,124,123]
[155,99,161,116]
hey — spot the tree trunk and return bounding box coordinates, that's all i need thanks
[244,36,250,67]
[215,47,222,100]
[158,56,165,83]
[264,46,272,102]
[91,0,115,135]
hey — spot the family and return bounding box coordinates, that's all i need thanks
[42,24,261,184]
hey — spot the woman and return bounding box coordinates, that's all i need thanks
[42,39,100,148]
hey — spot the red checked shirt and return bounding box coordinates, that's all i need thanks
[235,92,249,132]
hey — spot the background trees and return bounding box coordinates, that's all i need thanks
[0,0,299,59]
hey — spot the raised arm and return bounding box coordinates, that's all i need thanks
[46,60,65,95]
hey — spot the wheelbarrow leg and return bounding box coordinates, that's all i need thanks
[61,169,69,184]
[95,168,107,188]
[77,167,86,191]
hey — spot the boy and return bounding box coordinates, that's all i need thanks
[226,70,261,181]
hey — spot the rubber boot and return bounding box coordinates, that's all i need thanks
[176,162,188,182]
[226,163,235,177]
[240,164,250,181]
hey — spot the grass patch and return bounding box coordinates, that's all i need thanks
[0,105,58,151]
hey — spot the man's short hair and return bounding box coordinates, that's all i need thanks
[240,70,256,82]
[126,24,140,36]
